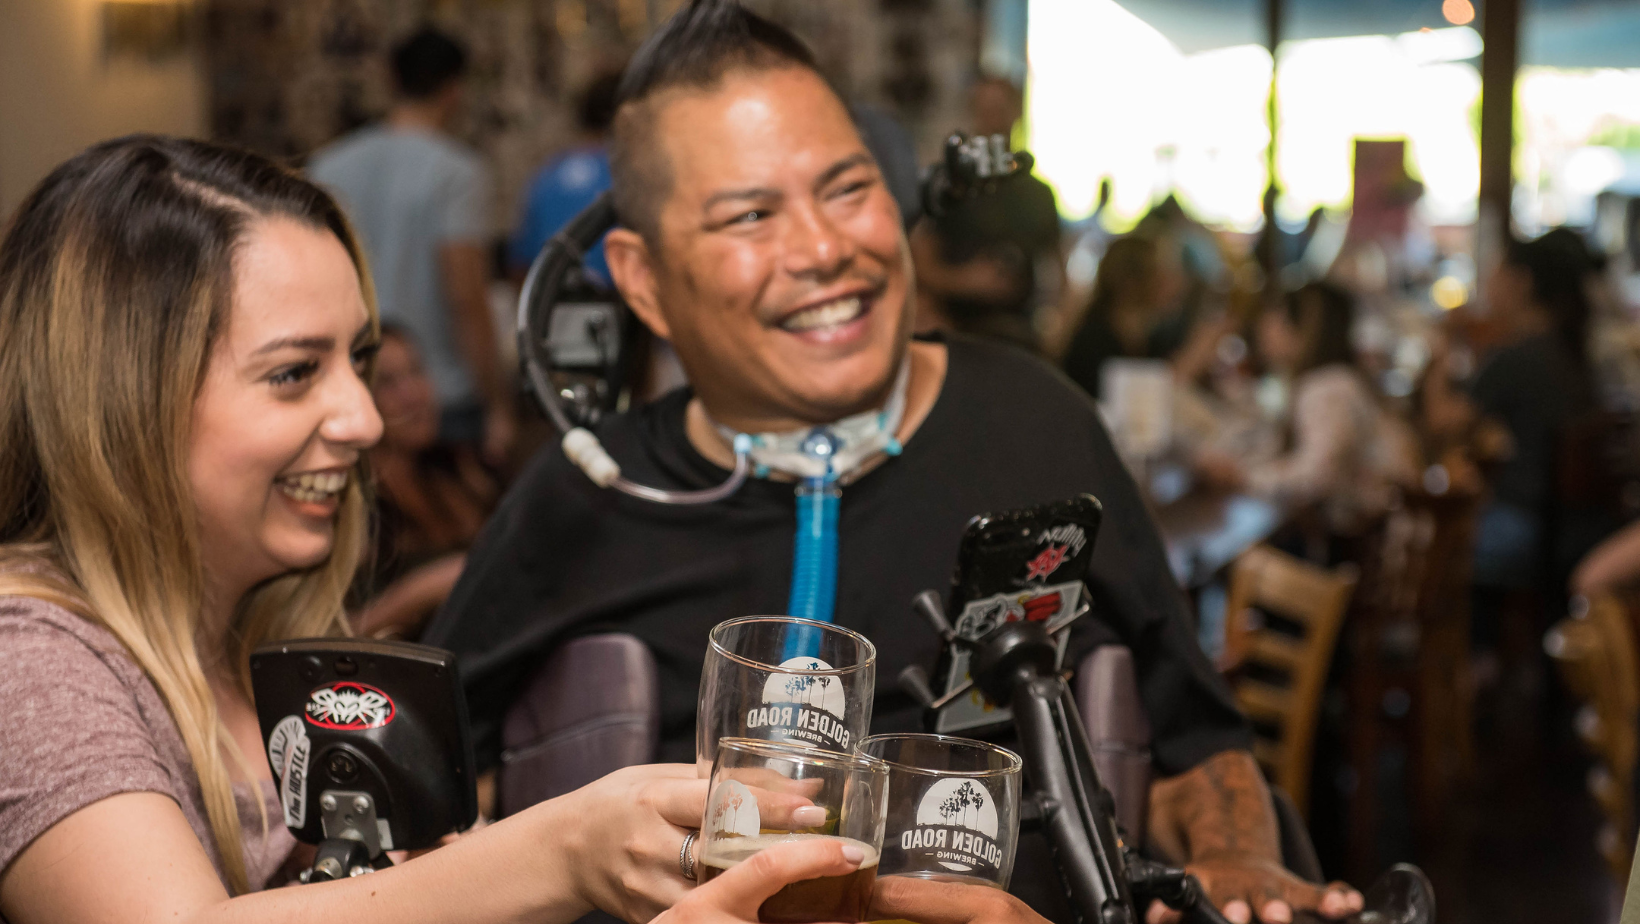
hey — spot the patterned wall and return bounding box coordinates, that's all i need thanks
[204,0,982,236]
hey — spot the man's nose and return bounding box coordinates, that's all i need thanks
[322,366,385,450]
[782,202,855,279]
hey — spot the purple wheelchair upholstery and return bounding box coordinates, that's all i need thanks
[496,635,1155,836]
[497,634,661,818]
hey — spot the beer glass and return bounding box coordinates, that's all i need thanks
[697,616,876,773]
[699,738,890,923]
[858,734,1022,888]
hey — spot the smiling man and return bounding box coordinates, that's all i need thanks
[423,3,1360,923]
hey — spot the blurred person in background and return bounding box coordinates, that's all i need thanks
[309,27,516,465]
[1196,282,1419,540]
[510,69,622,287]
[1060,235,1218,400]
[910,76,1061,352]
[353,324,501,639]
[1424,231,1598,596]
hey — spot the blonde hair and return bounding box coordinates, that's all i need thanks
[0,136,378,893]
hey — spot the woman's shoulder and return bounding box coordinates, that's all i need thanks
[2,590,123,653]
[0,591,151,699]
[1296,364,1374,406]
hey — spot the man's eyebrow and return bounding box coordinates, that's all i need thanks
[814,153,876,191]
[252,335,334,357]
[702,186,782,212]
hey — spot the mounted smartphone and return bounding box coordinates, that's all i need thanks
[933,494,1103,735]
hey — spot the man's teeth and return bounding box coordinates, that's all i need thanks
[277,471,348,503]
[781,296,864,332]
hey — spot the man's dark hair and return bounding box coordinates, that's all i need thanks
[391,27,469,101]
[610,0,823,244]
[577,71,623,134]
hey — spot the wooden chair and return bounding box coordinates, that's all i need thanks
[1545,592,1640,881]
[1222,545,1359,816]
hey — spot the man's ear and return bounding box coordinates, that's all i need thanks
[605,228,672,341]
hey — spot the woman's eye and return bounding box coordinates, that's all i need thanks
[269,361,319,387]
[352,342,381,372]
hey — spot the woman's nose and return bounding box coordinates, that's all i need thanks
[323,366,385,450]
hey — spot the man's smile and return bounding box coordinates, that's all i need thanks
[772,282,886,346]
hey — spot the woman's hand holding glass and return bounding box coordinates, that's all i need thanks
[549,763,711,922]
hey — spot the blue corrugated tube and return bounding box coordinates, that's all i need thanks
[783,476,841,660]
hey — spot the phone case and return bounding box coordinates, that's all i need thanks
[933,494,1103,735]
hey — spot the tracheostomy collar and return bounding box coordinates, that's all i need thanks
[710,358,911,629]
[712,357,910,484]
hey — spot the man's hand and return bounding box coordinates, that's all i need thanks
[1145,859,1360,924]
[869,875,1049,924]
[1148,751,1362,924]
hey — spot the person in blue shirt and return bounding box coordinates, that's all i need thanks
[510,71,622,286]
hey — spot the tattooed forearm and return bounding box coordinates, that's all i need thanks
[1146,750,1281,865]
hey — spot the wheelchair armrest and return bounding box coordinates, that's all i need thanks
[497,633,661,817]
[1075,645,1154,845]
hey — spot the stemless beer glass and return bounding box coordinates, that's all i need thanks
[859,734,1023,889]
[699,738,890,923]
[697,616,876,773]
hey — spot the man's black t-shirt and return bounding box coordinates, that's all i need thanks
[423,335,1249,777]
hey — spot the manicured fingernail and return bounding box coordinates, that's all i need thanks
[841,844,865,865]
[792,806,828,826]
[1225,900,1252,924]
[1262,901,1291,924]
[1348,891,1365,912]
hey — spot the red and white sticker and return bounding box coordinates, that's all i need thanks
[304,681,396,730]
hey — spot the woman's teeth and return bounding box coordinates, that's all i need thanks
[277,471,347,504]
[781,296,865,333]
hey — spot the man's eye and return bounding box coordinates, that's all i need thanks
[269,361,319,387]
[729,209,768,225]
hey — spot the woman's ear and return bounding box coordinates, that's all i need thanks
[605,228,672,341]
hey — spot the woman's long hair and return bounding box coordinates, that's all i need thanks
[1507,228,1595,367]
[1284,280,1356,377]
[0,136,378,893]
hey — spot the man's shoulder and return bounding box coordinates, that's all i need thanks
[311,127,480,179]
[308,126,388,175]
[940,335,1102,432]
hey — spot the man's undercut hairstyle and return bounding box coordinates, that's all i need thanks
[391,27,469,100]
[610,0,824,245]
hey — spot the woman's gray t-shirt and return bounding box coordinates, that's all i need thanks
[0,595,294,892]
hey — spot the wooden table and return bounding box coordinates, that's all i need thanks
[1155,490,1286,589]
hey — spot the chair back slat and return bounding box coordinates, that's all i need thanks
[1223,544,1358,816]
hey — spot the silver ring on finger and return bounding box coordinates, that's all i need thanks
[678,830,698,881]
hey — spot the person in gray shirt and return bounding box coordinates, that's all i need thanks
[309,28,515,463]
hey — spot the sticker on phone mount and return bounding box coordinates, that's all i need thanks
[304,681,396,730]
[707,779,761,838]
[279,733,311,828]
[936,581,1081,735]
[892,777,1004,875]
[750,657,853,749]
[266,714,305,779]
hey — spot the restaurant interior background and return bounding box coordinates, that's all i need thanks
[6,0,1640,921]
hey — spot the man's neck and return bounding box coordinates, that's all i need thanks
[388,101,448,134]
[684,340,948,473]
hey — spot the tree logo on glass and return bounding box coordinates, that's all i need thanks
[745,657,852,749]
[708,779,761,838]
[895,778,1003,875]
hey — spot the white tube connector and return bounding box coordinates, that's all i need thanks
[562,427,622,487]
